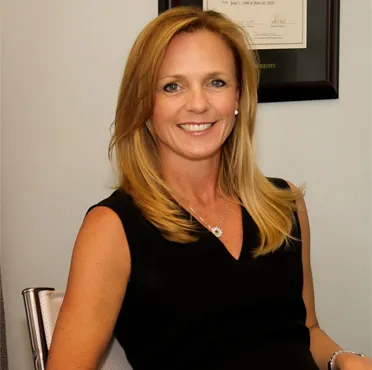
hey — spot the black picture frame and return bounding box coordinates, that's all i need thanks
[158,0,340,103]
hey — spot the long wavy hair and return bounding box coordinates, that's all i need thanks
[109,6,303,257]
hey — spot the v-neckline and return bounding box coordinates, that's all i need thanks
[188,204,246,262]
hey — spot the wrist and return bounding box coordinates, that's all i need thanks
[328,350,365,370]
[334,352,351,369]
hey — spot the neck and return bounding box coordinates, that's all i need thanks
[161,153,222,206]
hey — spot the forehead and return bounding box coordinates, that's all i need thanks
[158,30,236,76]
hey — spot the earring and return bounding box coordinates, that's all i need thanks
[235,110,239,116]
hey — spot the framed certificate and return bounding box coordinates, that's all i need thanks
[158,0,340,104]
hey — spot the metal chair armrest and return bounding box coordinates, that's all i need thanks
[22,288,55,370]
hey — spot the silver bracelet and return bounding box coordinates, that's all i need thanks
[328,350,365,370]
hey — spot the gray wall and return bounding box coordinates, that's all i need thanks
[1,1,371,369]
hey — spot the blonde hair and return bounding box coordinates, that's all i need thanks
[109,6,303,257]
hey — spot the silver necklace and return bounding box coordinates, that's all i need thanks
[188,201,229,238]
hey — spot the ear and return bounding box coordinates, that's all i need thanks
[235,88,240,110]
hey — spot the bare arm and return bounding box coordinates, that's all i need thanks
[46,206,131,370]
[288,182,342,370]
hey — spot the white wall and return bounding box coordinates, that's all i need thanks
[1,1,371,369]
[1,2,158,369]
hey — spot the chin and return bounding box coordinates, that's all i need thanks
[181,148,221,161]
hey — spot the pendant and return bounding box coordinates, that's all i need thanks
[211,226,223,238]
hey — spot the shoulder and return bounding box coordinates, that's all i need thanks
[80,204,129,253]
[83,204,123,231]
[279,179,309,234]
[87,188,131,214]
[267,177,305,204]
[85,188,139,225]
[75,199,131,280]
[270,179,310,250]
[81,189,132,257]
[266,177,308,229]
[84,188,152,247]
[285,179,306,212]
[266,177,289,189]
[266,176,291,190]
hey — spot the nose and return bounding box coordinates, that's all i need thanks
[185,86,209,114]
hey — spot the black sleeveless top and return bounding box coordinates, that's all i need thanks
[89,178,319,370]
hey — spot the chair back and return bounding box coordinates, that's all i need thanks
[22,287,133,370]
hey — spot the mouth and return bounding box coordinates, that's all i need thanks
[178,121,216,132]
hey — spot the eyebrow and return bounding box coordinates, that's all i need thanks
[158,71,231,81]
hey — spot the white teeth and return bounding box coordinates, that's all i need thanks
[179,123,212,132]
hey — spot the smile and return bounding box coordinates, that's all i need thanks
[179,122,215,132]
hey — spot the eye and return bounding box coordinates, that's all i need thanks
[209,79,226,88]
[163,83,180,93]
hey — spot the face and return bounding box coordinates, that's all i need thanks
[152,30,240,162]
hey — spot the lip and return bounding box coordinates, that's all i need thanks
[178,121,216,125]
[177,121,216,136]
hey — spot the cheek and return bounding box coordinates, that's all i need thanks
[152,98,179,138]
[152,97,179,125]
[217,104,236,122]
[214,92,238,116]
[152,98,167,134]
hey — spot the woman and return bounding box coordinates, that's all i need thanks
[46,6,371,370]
